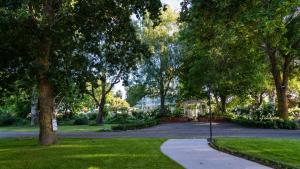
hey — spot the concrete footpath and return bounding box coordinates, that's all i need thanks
[161,139,272,169]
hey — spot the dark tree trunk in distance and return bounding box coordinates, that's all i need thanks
[220,95,227,114]
[160,92,166,116]
[96,78,107,124]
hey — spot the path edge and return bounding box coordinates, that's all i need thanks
[160,139,186,169]
[209,139,296,169]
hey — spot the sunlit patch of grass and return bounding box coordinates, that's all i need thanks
[214,138,300,168]
[0,138,182,169]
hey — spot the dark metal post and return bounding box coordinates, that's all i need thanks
[208,84,213,143]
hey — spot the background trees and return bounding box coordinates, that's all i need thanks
[135,7,181,115]
[80,13,149,124]
[179,0,268,114]
[179,0,300,118]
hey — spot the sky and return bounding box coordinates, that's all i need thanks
[113,0,182,99]
[161,0,182,11]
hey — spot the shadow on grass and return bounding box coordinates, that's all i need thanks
[0,138,183,169]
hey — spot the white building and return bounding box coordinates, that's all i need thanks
[134,96,175,112]
[183,100,207,120]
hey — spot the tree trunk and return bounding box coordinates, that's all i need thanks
[96,97,106,124]
[214,95,220,112]
[277,88,289,119]
[38,75,57,145]
[220,95,226,113]
[38,39,57,145]
[267,47,289,120]
[30,85,38,126]
[253,92,264,110]
[96,78,106,124]
[160,93,166,116]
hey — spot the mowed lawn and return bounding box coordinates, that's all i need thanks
[214,138,300,168]
[0,138,182,169]
[0,125,113,132]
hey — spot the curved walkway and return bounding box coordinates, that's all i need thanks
[0,122,300,138]
[161,139,271,169]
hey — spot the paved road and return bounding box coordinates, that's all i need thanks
[0,122,300,139]
[161,139,271,169]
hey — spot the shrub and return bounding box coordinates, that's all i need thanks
[87,112,97,120]
[15,118,29,126]
[73,114,89,125]
[233,117,298,129]
[233,107,250,116]
[252,103,277,121]
[170,108,184,118]
[73,117,89,125]
[275,119,298,129]
[111,120,159,131]
[105,113,129,124]
[0,113,16,126]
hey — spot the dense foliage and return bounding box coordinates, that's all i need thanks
[0,0,162,145]
[179,0,300,119]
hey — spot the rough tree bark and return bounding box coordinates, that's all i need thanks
[266,47,289,120]
[35,1,58,145]
[37,38,58,145]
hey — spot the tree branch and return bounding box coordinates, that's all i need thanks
[105,69,123,95]
[86,85,99,104]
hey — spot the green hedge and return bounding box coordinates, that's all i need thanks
[232,118,298,129]
[73,117,89,125]
[111,120,159,131]
[0,113,16,126]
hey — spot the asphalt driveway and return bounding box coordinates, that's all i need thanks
[0,122,300,139]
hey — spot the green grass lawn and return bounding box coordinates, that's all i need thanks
[0,138,182,169]
[0,125,114,132]
[214,138,300,168]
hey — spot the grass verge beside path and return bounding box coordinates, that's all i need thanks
[0,125,112,132]
[0,138,183,169]
[213,138,300,169]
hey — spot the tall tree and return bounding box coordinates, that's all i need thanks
[0,0,162,145]
[180,0,300,118]
[81,16,148,124]
[179,0,268,113]
[138,7,181,115]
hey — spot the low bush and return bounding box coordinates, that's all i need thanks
[15,118,29,126]
[0,113,16,126]
[169,108,184,118]
[105,113,129,124]
[87,112,98,120]
[111,120,159,131]
[73,114,89,125]
[232,117,298,129]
